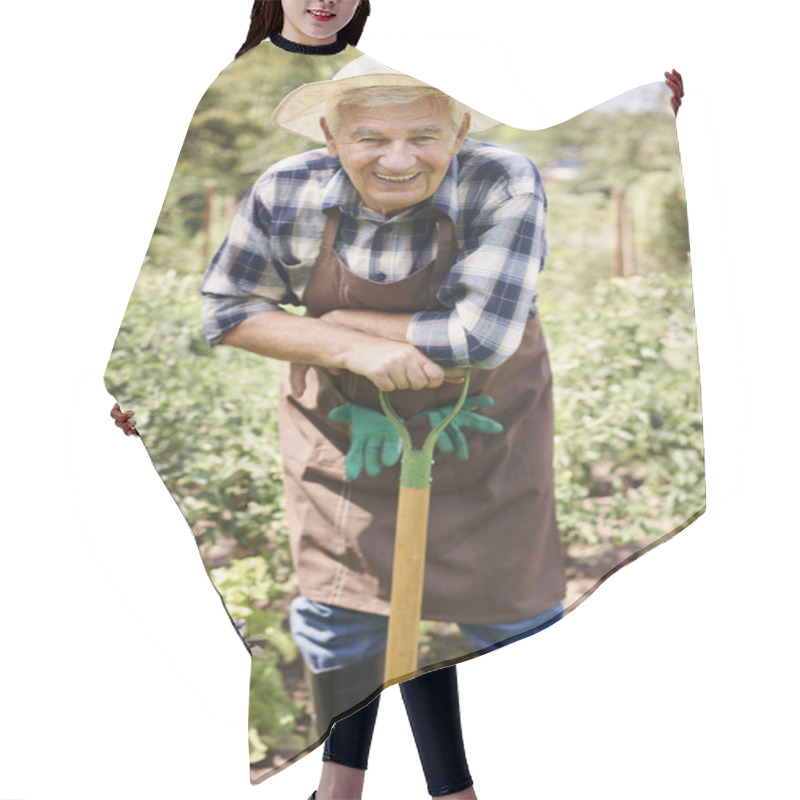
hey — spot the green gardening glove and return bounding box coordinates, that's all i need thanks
[329,403,403,480]
[411,396,504,461]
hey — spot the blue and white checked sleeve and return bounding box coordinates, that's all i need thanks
[201,185,283,346]
[406,188,546,369]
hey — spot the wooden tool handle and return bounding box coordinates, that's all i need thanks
[384,485,432,682]
[381,373,472,683]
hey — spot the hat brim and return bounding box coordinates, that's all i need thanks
[272,71,500,143]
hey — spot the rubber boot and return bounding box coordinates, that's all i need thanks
[307,651,385,740]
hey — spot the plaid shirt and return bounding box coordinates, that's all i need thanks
[201,138,546,368]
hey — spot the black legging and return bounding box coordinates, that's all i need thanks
[323,665,473,797]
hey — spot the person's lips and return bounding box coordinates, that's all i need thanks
[307,9,335,21]
[373,173,421,185]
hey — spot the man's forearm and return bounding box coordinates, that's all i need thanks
[317,309,467,382]
[221,310,371,369]
[220,310,445,392]
[318,309,414,343]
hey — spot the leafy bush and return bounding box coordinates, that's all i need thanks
[106,269,290,556]
[543,271,704,546]
[106,273,304,761]
[211,557,304,761]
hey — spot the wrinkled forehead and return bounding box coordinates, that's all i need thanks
[326,88,458,135]
[338,98,449,124]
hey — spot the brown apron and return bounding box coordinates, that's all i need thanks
[278,207,565,624]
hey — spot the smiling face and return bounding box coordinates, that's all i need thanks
[280,0,361,45]
[321,96,469,217]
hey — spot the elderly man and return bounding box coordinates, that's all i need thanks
[201,56,565,794]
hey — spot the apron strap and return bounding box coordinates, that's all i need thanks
[308,206,456,312]
[279,212,346,308]
[427,212,457,291]
[320,206,343,254]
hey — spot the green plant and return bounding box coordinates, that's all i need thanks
[543,271,704,547]
[106,270,289,556]
[211,557,304,762]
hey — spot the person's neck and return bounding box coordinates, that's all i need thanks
[271,31,348,55]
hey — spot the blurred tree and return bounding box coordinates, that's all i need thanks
[488,88,689,276]
[147,46,354,272]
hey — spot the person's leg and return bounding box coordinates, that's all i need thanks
[290,596,388,736]
[400,666,476,798]
[290,596,389,673]
[385,602,562,799]
[323,695,382,768]
[295,600,565,799]
[315,695,381,799]
[290,597,389,800]
[459,602,564,653]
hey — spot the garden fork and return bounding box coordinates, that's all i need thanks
[379,371,472,683]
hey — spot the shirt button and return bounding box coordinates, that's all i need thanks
[374,271,387,282]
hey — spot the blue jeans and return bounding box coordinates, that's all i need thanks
[290,596,564,673]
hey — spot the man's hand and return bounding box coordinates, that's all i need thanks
[342,339,445,392]
[224,310,455,394]
[320,308,465,390]
[290,348,460,397]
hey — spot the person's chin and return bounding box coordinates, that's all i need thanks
[300,27,336,41]
[376,194,424,216]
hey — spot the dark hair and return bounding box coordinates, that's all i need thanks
[236,1,371,59]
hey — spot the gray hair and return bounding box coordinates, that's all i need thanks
[325,86,468,136]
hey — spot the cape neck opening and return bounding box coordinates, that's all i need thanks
[270,32,348,55]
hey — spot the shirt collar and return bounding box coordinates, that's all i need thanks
[321,155,461,224]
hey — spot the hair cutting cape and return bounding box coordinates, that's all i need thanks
[105,40,703,783]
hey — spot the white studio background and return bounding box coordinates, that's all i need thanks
[1,1,797,799]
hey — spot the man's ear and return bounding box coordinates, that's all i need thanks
[320,117,339,158]
[453,113,470,154]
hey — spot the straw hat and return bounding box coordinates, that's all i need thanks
[272,55,500,142]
